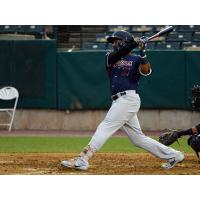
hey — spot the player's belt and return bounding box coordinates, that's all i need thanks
[111,91,127,101]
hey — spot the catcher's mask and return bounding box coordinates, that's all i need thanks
[188,134,200,159]
[106,30,137,51]
[191,85,200,111]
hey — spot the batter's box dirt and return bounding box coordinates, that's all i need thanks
[0,153,199,175]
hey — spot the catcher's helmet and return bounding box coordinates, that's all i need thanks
[106,30,134,44]
[188,134,200,159]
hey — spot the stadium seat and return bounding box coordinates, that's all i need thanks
[54,25,200,50]
[167,32,192,42]
[10,25,31,33]
[154,25,170,32]
[156,42,181,49]
[107,25,130,32]
[0,25,44,38]
[191,25,200,32]
[96,33,107,42]
[178,25,191,32]
[82,42,106,50]
[192,32,200,42]
[178,25,200,32]
[182,41,200,49]
[144,31,154,37]
[0,25,9,32]
[25,25,43,33]
[2,25,11,32]
[0,86,19,132]
[131,32,144,39]
[131,25,153,32]
[131,25,143,32]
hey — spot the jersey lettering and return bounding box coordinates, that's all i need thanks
[113,60,133,68]
[106,54,142,95]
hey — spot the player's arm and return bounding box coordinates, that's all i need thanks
[107,40,138,66]
[138,37,152,76]
[192,123,200,134]
[139,51,152,76]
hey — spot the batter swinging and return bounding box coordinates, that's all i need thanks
[61,30,184,170]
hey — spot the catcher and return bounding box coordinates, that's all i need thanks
[159,123,200,159]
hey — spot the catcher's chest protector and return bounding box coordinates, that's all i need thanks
[188,134,200,159]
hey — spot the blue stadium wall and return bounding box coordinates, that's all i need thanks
[0,40,199,110]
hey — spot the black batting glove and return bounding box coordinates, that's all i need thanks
[138,36,148,51]
[138,36,149,64]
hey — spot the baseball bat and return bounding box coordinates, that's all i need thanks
[147,26,173,42]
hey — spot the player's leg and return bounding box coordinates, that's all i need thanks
[85,93,141,158]
[61,99,133,170]
[122,113,184,169]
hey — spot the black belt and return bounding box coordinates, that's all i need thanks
[111,91,126,101]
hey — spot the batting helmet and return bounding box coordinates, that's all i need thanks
[106,30,138,51]
[188,134,200,159]
[106,30,134,44]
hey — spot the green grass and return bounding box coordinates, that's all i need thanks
[0,136,194,153]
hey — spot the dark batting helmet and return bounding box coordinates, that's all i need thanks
[106,30,134,44]
[188,134,200,159]
[106,30,138,51]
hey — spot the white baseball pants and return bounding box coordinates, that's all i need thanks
[88,90,179,160]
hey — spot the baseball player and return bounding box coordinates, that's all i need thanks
[61,30,184,170]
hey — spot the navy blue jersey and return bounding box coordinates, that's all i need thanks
[106,52,142,95]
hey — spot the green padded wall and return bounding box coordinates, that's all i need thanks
[0,40,57,108]
[57,51,111,109]
[185,51,200,108]
[0,41,13,87]
[57,50,197,110]
[1,46,200,110]
[139,50,187,108]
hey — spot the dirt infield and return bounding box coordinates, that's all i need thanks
[0,152,200,175]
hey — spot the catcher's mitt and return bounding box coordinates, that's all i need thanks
[159,129,180,146]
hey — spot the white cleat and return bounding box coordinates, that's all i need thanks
[161,151,184,169]
[61,156,89,171]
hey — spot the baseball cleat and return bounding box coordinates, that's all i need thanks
[161,151,184,169]
[61,156,89,171]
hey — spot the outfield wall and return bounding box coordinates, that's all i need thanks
[0,109,199,131]
[0,40,57,108]
[1,40,200,110]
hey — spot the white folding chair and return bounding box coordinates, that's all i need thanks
[0,86,19,131]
